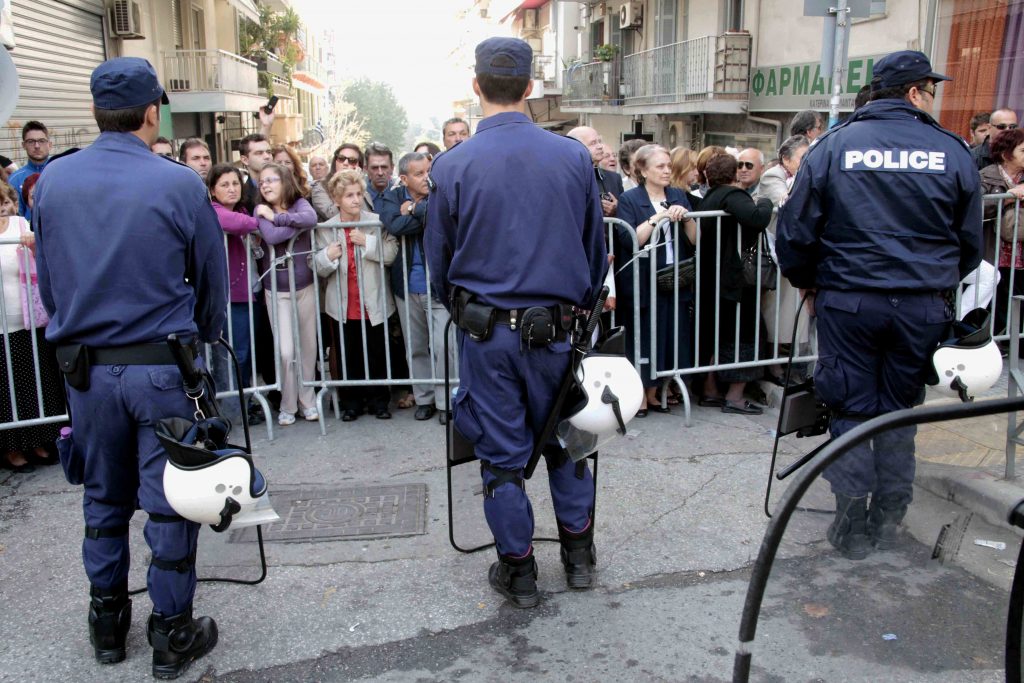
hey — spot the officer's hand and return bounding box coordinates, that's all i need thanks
[601,195,618,217]
[603,296,616,312]
[349,228,367,247]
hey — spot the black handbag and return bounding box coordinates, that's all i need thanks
[656,257,695,292]
[742,237,777,290]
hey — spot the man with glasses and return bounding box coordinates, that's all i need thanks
[567,126,622,217]
[10,121,52,220]
[737,148,765,194]
[777,50,982,561]
[973,107,1020,170]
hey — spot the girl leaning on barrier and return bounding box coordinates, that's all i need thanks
[255,163,319,426]
[979,126,1024,337]
[695,153,774,416]
[0,180,65,473]
[207,163,264,426]
[615,144,697,416]
[313,169,398,421]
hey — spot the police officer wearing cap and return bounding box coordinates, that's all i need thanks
[776,50,983,560]
[425,37,607,608]
[34,58,227,678]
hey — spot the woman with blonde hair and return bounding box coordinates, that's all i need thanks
[272,145,311,198]
[670,147,700,192]
[313,169,398,421]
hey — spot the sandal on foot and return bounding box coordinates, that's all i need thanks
[698,396,726,408]
[722,400,763,415]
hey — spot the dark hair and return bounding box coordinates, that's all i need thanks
[21,121,48,141]
[789,110,821,137]
[854,84,872,111]
[618,139,647,173]
[239,133,268,157]
[870,78,930,102]
[990,128,1024,165]
[258,162,302,210]
[206,163,244,196]
[970,112,991,131]
[21,173,40,206]
[330,143,365,177]
[476,73,530,105]
[705,154,738,188]
[442,117,469,136]
[413,141,441,157]
[152,136,173,151]
[179,137,209,162]
[778,135,810,162]
[364,141,393,165]
[93,98,161,133]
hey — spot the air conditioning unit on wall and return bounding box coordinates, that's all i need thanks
[619,1,642,29]
[107,0,145,39]
[666,120,694,149]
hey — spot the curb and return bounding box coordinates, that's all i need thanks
[915,461,1024,533]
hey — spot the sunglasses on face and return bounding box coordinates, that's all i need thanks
[336,155,359,164]
[994,123,1020,131]
[737,161,757,170]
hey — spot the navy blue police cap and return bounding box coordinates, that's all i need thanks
[475,37,533,77]
[872,50,951,89]
[91,57,170,110]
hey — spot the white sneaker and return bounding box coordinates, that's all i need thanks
[302,407,319,421]
[278,412,296,426]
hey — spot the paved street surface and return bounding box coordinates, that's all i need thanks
[1,387,1020,682]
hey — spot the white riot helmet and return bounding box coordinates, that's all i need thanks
[557,327,644,461]
[156,417,280,531]
[930,308,1002,402]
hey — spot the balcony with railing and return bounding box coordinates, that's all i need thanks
[163,49,266,113]
[562,33,752,113]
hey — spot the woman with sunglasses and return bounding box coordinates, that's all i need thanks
[311,143,366,221]
[255,163,319,426]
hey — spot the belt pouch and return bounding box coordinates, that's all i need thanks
[521,306,556,347]
[56,343,90,392]
[459,300,496,342]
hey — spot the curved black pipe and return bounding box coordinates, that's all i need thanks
[734,395,1024,682]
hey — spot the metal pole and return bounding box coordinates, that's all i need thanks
[828,0,850,128]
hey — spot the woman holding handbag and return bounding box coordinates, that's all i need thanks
[0,180,65,472]
[615,144,697,415]
[695,154,774,415]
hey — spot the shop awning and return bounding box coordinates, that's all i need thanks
[292,71,327,96]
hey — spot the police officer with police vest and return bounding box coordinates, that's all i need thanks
[425,38,607,608]
[776,51,983,560]
[34,58,227,678]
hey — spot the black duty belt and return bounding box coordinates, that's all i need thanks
[89,343,181,365]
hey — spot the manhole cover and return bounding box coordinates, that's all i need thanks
[229,484,428,543]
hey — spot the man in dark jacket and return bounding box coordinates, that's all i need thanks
[972,107,1019,170]
[567,126,623,216]
[777,51,983,561]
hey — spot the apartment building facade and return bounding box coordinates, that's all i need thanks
[2,0,332,165]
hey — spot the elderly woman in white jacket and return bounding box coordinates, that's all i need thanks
[314,169,398,421]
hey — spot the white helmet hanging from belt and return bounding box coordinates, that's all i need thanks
[156,417,280,531]
[557,327,644,461]
[930,308,1002,402]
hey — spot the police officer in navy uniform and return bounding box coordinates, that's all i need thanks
[34,58,227,678]
[425,37,607,608]
[776,51,983,560]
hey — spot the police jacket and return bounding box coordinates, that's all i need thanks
[425,111,607,311]
[776,99,983,292]
[34,132,228,346]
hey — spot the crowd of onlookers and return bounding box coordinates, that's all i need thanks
[0,101,1021,472]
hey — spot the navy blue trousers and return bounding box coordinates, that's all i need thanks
[454,326,594,557]
[68,364,201,616]
[814,290,951,499]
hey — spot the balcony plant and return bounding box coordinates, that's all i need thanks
[240,5,302,83]
[594,44,618,62]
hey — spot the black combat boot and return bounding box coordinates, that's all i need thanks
[88,585,132,664]
[147,606,218,680]
[488,552,540,609]
[826,494,872,560]
[558,524,597,589]
[868,492,909,550]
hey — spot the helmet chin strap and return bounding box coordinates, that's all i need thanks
[950,376,972,403]
[601,385,627,434]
